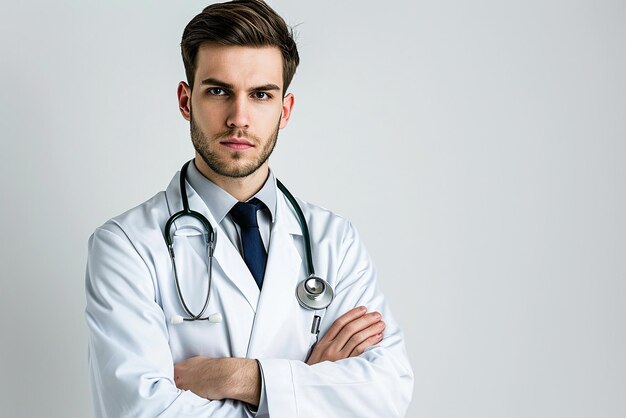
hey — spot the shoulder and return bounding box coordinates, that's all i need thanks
[298,198,348,224]
[290,196,360,245]
[90,190,170,248]
[86,192,173,306]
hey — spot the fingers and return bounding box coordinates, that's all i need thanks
[306,307,386,365]
[348,327,384,357]
[320,306,368,342]
[332,311,384,352]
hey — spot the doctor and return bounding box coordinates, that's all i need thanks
[85,1,413,417]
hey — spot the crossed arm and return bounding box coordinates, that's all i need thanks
[87,222,412,417]
[173,306,386,406]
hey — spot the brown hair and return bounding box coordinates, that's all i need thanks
[181,0,300,93]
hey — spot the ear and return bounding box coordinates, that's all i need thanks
[177,81,192,121]
[279,93,295,129]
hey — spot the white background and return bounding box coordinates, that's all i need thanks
[1,1,625,417]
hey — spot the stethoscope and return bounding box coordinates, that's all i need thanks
[164,160,334,333]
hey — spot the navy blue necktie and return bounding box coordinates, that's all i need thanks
[229,198,267,289]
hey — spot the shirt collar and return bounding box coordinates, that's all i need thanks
[186,160,277,223]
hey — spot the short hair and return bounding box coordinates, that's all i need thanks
[181,0,300,93]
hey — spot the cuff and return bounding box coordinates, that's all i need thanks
[246,360,270,417]
[256,359,298,417]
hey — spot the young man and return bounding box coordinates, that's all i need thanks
[85,1,413,416]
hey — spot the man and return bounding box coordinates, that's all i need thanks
[85,1,413,416]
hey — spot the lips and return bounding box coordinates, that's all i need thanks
[220,137,254,150]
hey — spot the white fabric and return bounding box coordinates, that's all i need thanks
[85,169,414,417]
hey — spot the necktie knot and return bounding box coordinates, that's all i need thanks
[230,198,264,228]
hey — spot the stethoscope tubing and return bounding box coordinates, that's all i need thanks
[164,160,333,322]
[276,179,315,276]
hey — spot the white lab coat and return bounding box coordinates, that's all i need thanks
[85,170,414,418]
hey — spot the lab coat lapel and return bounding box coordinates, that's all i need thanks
[247,193,303,358]
[165,172,260,312]
[212,226,261,312]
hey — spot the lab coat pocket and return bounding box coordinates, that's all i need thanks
[299,309,328,362]
[301,314,320,361]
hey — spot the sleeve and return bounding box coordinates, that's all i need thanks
[246,364,270,418]
[85,225,252,418]
[257,221,414,418]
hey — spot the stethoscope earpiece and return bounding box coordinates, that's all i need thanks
[170,312,222,325]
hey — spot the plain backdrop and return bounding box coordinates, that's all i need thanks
[1,1,625,417]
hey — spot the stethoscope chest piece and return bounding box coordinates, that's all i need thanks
[296,275,334,310]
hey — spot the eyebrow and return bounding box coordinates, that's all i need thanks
[200,78,281,92]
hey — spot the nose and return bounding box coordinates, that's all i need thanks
[226,96,250,129]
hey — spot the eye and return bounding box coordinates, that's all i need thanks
[252,91,271,100]
[207,87,227,96]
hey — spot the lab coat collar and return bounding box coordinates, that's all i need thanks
[186,160,277,223]
[271,175,304,237]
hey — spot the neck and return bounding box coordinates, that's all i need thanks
[193,155,269,202]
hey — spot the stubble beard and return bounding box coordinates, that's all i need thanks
[190,115,280,178]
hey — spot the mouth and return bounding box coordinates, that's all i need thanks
[219,137,255,150]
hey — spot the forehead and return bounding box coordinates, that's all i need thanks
[195,44,283,89]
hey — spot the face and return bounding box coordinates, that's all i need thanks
[177,44,294,179]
